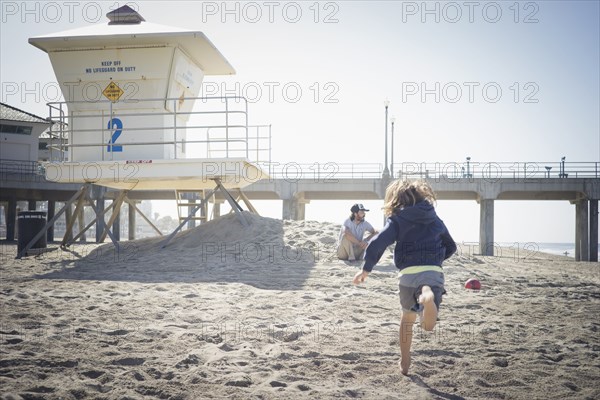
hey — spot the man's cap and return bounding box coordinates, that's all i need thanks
[351,203,369,213]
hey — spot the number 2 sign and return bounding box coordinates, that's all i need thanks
[107,117,123,152]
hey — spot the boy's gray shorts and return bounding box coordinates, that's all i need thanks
[398,270,446,313]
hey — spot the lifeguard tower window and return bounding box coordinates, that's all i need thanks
[0,124,33,135]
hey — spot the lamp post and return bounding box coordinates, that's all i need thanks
[390,116,396,178]
[560,156,566,178]
[383,100,390,179]
[466,156,471,178]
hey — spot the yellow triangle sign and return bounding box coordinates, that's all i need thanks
[103,81,124,102]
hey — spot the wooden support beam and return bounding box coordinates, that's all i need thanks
[123,198,163,236]
[99,191,128,242]
[61,187,88,247]
[64,201,113,247]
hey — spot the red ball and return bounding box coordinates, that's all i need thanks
[464,278,481,290]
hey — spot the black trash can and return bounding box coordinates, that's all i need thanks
[18,211,47,254]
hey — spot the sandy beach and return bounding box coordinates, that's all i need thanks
[1,212,599,399]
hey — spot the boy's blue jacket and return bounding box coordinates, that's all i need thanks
[363,201,456,272]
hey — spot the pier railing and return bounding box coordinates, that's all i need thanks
[262,162,384,180]
[393,161,599,180]
[2,160,598,182]
[261,161,599,180]
[0,159,44,178]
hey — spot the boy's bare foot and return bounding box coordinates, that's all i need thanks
[418,286,437,331]
[399,356,410,375]
[418,285,434,304]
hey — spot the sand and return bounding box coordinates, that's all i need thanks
[1,212,599,399]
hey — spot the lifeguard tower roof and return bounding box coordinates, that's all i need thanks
[29,6,235,75]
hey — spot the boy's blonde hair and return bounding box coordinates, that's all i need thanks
[382,179,437,217]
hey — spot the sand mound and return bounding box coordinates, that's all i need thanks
[32,213,343,289]
[85,212,343,267]
[87,212,341,264]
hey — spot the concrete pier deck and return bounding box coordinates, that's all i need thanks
[2,160,598,261]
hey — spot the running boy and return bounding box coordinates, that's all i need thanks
[352,179,456,375]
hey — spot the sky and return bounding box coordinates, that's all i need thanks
[1,1,599,244]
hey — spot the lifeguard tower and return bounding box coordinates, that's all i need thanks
[18,6,268,258]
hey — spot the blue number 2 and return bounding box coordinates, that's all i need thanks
[107,118,123,152]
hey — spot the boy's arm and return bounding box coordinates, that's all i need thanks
[353,222,396,285]
[440,223,457,259]
[362,219,397,272]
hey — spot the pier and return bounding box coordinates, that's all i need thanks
[243,161,599,262]
[2,159,598,262]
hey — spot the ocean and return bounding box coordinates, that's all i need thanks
[497,242,600,259]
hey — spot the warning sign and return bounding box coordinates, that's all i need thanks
[103,81,124,102]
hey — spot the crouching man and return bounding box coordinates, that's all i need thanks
[336,203,377,261]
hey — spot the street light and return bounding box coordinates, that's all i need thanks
[466,156,472,178]
[383,99,390,179]
[560,156,567,178]
[390,116,396,178]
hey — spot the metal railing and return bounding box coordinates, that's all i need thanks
[393,161,599,180]
[0,159,44,175]
[0,159,46,183]
[46,102,69,162]
[263,163,384,180]
[1,159,598,183]
[46,96,271,165]
[261,161,599,181]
